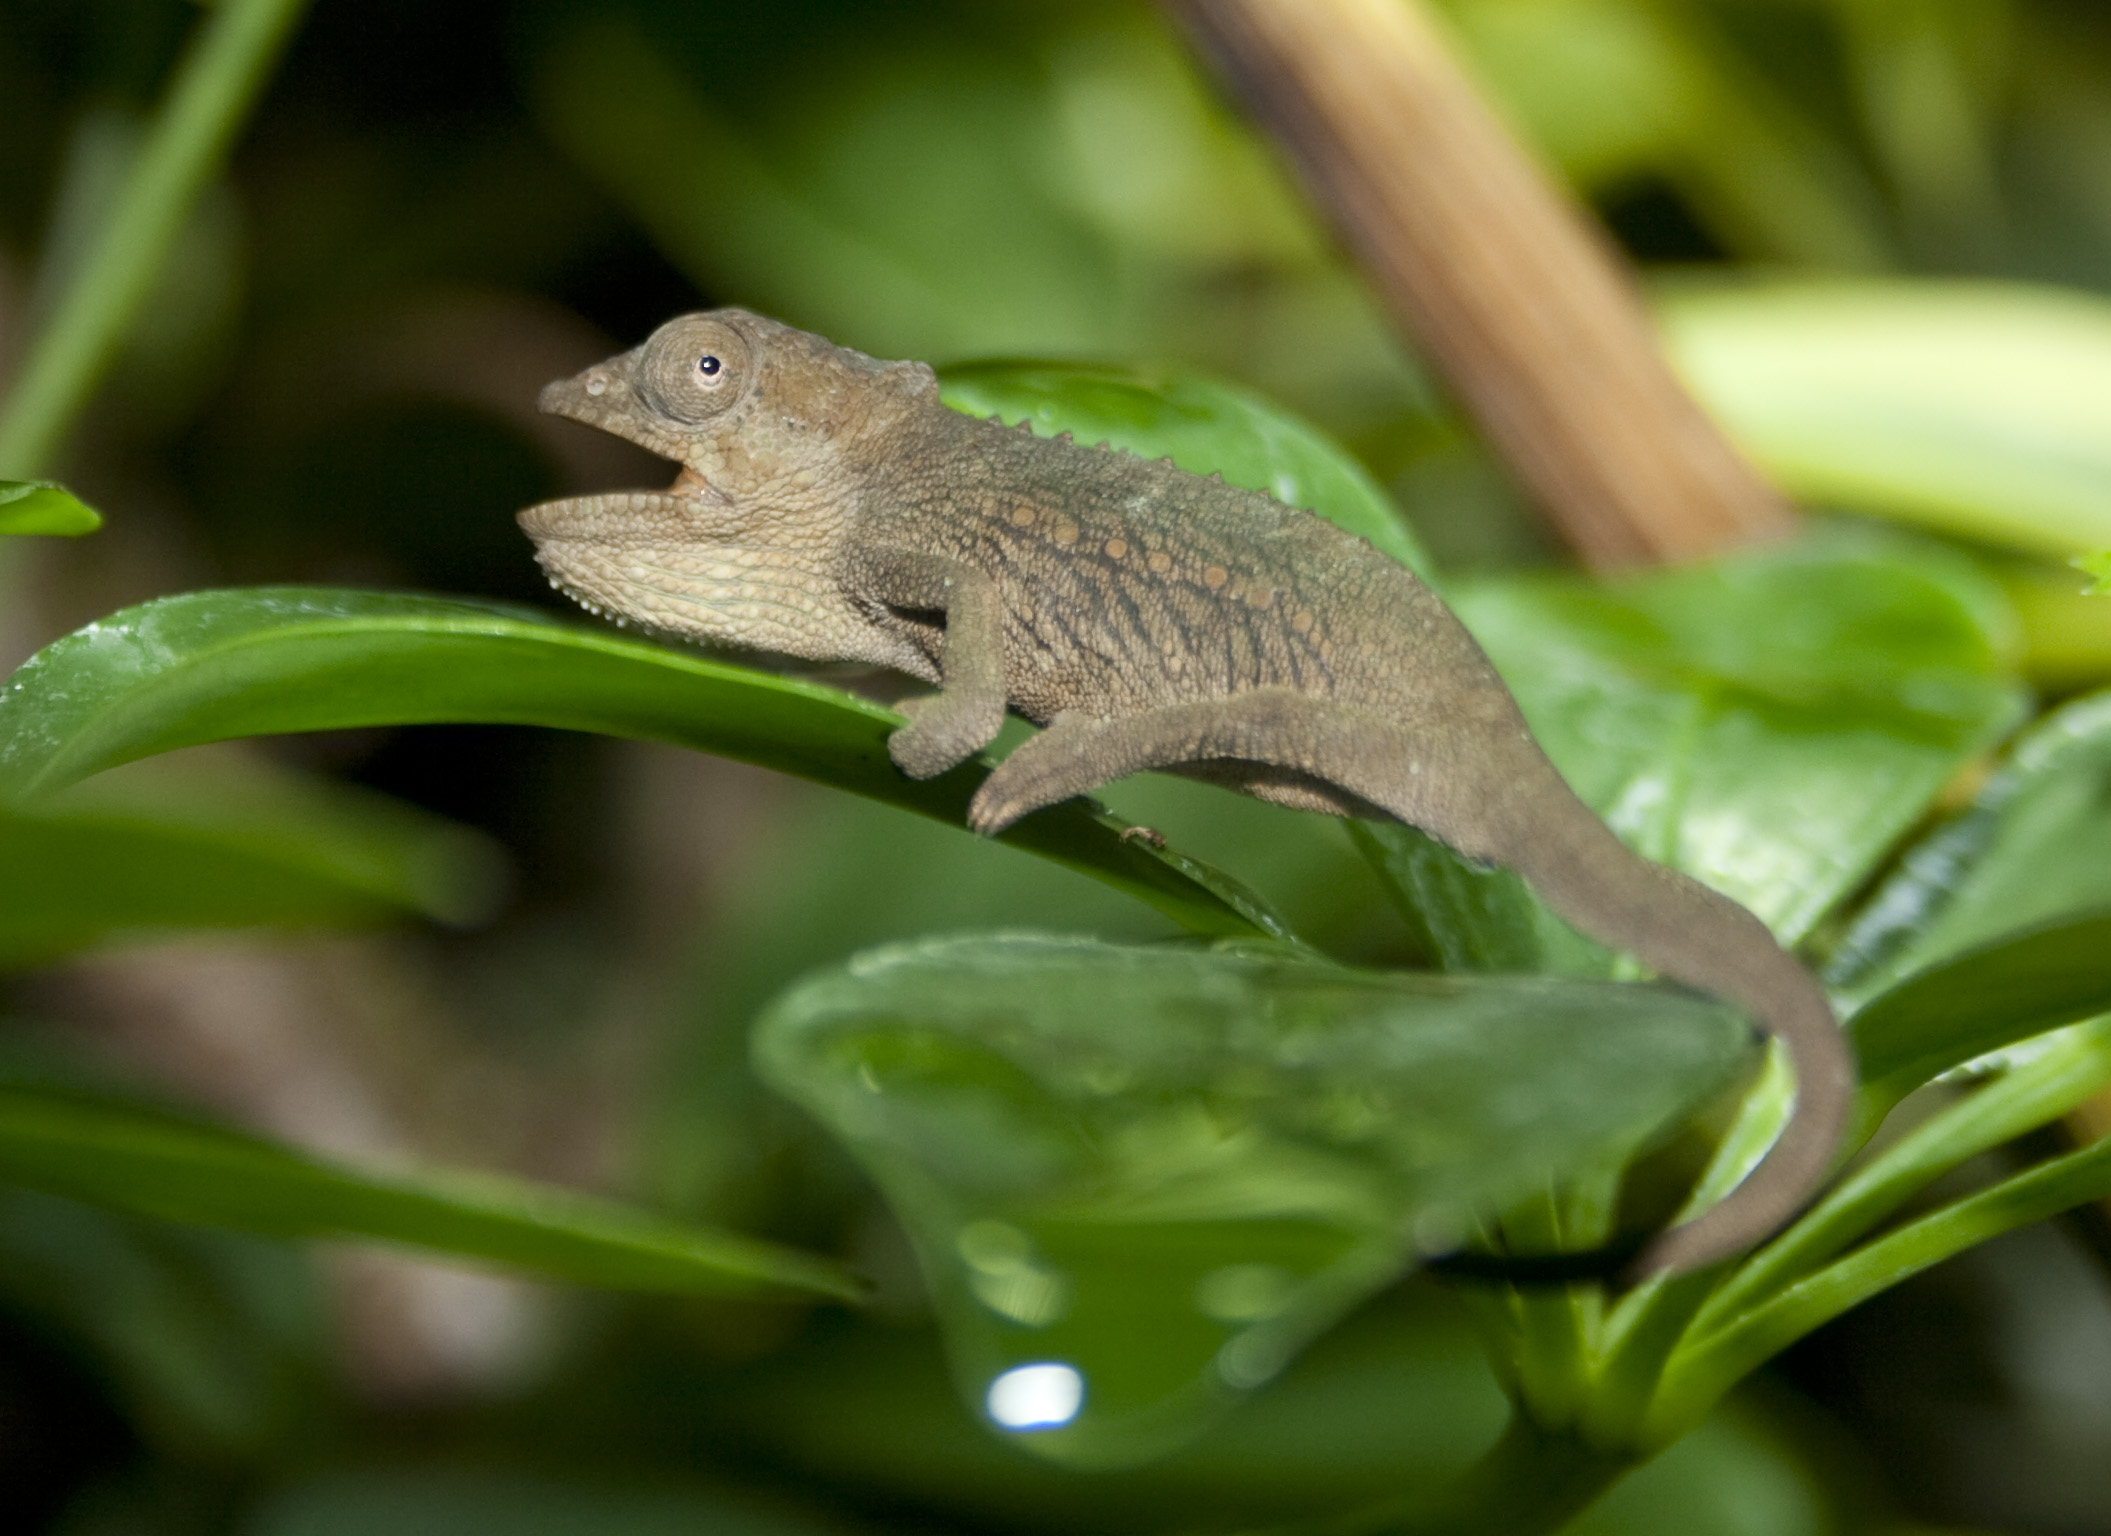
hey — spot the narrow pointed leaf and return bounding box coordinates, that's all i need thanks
[0,759,502,970]
[1661,1130,2111,1437]
[1846,912,2111,1120]
[1832,690,2111,1000]
[0,1083,859,1299]
[0,479,101,536]
[0,588,1286,941]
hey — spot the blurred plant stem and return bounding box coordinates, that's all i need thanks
[1296,1412,1633,1536]
[0,0,310,481]
[1162,0,1795,570]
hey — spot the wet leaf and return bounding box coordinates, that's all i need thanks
[0,1082,859,1300]
[754,933,1750,1467]
[0,479,101,535]
[940,362,1433,580]
[0,588,1285,942]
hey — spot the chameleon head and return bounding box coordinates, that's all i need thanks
[518,308,937,665]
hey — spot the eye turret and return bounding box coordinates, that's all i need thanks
[638,316,753,423]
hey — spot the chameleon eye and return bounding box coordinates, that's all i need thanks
[637,316,751,422]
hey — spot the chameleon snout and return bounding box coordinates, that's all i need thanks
[538,371,618,428]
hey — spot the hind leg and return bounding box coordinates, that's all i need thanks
[968,687,1459,838]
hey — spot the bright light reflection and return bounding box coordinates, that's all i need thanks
[985,1362,1084,1429]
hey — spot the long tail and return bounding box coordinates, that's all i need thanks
[1486,768,1854,1276]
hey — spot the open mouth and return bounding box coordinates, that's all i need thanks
[516,463,725,545]
[521,369,733,544]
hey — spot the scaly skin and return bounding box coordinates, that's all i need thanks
[519,308,1854,1277]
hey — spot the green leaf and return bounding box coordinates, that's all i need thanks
[939,362,1434,581]
[1359,529,2025,971]
[0,587,1285,942]
[2077,550,2111,594]
[524,18,1138,364]
[1661,279,2111,558]
[0,0,309,476]
[753,933,1751,1467]
[1844,912,2111,1122]
[0,1082,859,1300]
[1831,690,2111,1000]
[0,479,101,535]
[1701,1016,2111,1329]
[688,1279,1822,1536]
[1658,1123,2111,1439]
[0,761,503,971]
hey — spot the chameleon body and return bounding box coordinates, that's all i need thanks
[519,308,1853,1276]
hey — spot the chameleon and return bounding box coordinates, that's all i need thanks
[518,308,1854,1277]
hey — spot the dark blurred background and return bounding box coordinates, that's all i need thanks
[5,2,2111,1532]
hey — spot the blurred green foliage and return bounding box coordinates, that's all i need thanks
[5,1,2111,1533]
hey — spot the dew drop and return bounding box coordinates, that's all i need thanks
[986,1362,1084,1430]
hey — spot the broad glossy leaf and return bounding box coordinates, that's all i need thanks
[0,588,1284,942]
[0,762,502,970]
[754,933,1749,1467]
[1662,280,2111,558]
[1832,690,2111,999]
[0,479,100,535]
[0,1082,858,1299]
[1359,530,2024,972]
[940,363,1434,580]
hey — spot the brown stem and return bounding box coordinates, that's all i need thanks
[1163,0,1797,570]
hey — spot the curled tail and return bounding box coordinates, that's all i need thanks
[1486,773,1853,1275]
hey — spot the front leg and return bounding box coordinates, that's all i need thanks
[857,546,1009,780]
